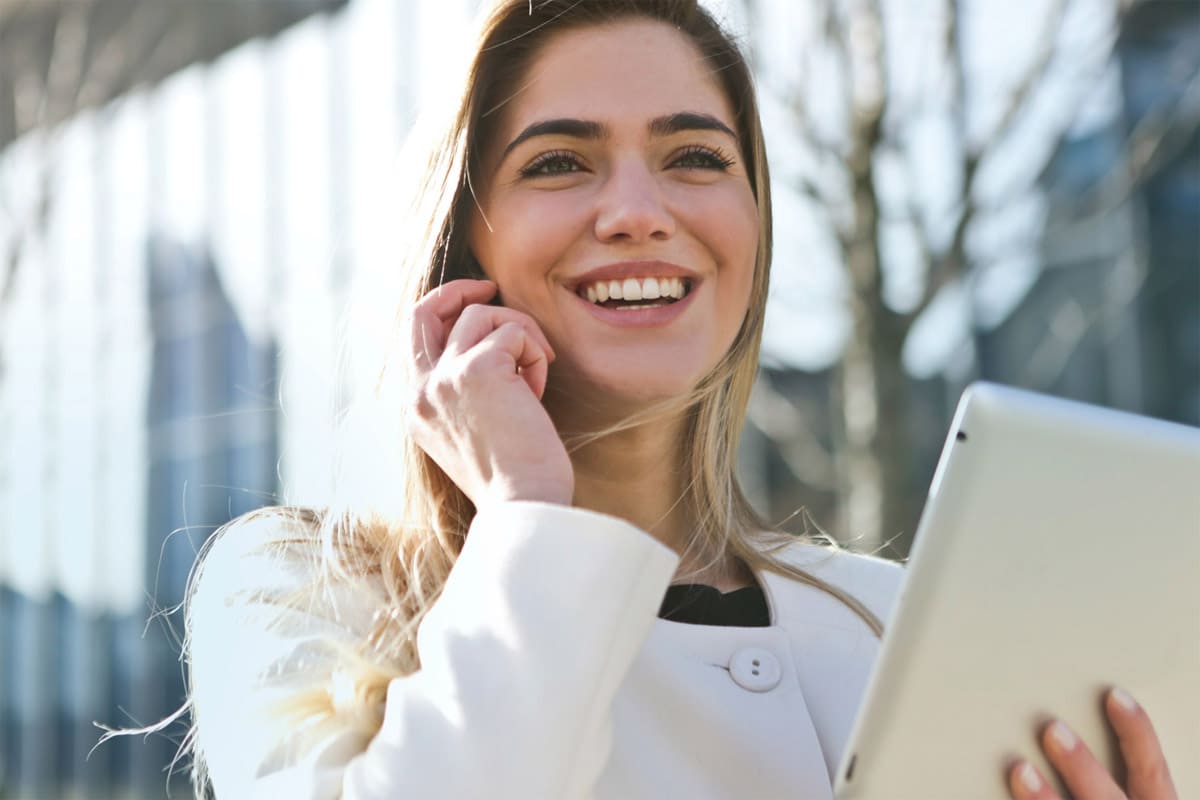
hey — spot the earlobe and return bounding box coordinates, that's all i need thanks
[464,250,491,282]
[464,202,495,281]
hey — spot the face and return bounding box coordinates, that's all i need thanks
[468,19,759,411]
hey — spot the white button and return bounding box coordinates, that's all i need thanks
[728,647,781,692]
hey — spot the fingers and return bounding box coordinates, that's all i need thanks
[443,303,555,364]
[474,322,550,399]
[409,279,499,369]
[1106,688,1178,800]
[1007,759,1061,800]
[401,280,573,508]
[1038,719,1125,800]
[408,279,555,382]
[1008,690,1177,800]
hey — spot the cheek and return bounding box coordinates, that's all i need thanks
[702,201,759,363]
[709,193,759,319]
[720,262,756,343]
[475,196,583,285]
[682,181,757,257]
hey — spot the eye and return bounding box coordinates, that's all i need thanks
[520,150,585,178]
[670,145,737,171]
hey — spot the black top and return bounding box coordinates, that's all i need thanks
[657,583,770,627]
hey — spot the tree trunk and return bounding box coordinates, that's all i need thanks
[833,135,922,558]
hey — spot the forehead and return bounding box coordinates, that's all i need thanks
[496,18,736,140]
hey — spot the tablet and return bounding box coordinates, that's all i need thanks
[833,382,1200,800]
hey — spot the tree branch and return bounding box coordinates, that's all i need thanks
[975,0,1072,159]
[908,0,1079,323]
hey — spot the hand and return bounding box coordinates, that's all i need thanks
[1007,688,1178,800]
[405,279,575,509]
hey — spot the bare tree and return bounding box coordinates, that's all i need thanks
[738,0,1200,554]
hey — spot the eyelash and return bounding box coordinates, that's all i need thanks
[518,145,737,178]
[520,149,580,177]
[672,145,737,171]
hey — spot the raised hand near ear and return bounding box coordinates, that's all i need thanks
[405,279,575,510]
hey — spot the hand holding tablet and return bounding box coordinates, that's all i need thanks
[1007,687,1178,799]
[833,383,1199,800]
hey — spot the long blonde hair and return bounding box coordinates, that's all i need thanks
[168,0,885,794]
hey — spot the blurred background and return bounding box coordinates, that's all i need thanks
[0,0,1195,796]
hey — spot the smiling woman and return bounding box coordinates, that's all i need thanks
[170,2,1179,799]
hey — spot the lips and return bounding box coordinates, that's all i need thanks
[567,260,699,306]
[566,260,699,291]
[578,275,691,306]
[559,260,702,326]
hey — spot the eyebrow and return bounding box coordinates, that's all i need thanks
[498,112,739,164]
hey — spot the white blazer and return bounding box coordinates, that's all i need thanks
[189,502,904,799]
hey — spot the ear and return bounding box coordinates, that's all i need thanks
[463,250,490,281]
[463,193,496,282]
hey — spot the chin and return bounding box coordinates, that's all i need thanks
[547,358,709,420]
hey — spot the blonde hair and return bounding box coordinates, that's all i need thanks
[127,1,886,795]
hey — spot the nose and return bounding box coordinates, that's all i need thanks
[593,157,676,243]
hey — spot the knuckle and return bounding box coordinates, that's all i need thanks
[403,387,438,430]
[468,346,515,377]
[1140,758,1174,790]
[457,353,494,383]
[410,292,438,317]
[408,341,431,368]
[495,320,523,339]
[435,369,468,399]
[456,303,489,327]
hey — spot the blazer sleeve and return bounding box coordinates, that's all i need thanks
[188,501,680,800]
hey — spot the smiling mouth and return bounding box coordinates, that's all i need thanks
[576,276,694,310]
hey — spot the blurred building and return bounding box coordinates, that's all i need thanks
[0,0,448,796]
[1118,0,1200,425]
[978,0,1199,425]
[1,236,277,798]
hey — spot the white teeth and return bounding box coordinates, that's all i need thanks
[615,302,670,310]
[579,276,691,304]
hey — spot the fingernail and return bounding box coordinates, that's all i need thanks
[1050,720,1077,751]
[1019,762,1042,793]
[1112,687,1138,712]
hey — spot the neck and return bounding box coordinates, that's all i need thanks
[541,376,688,522]
[567,416,694,552]
[546,394,749,590]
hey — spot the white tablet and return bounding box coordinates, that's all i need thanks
[833,382,1200,800]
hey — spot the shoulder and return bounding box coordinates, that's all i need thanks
[787,541,904,599]
[196,505,322,574]
[188,506,389,681]
[191,503,387,622]
[189,507,319,622]
[761,536,906,626]
[187,507,386,794]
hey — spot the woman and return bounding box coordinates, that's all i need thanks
[181,1,1178,798]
